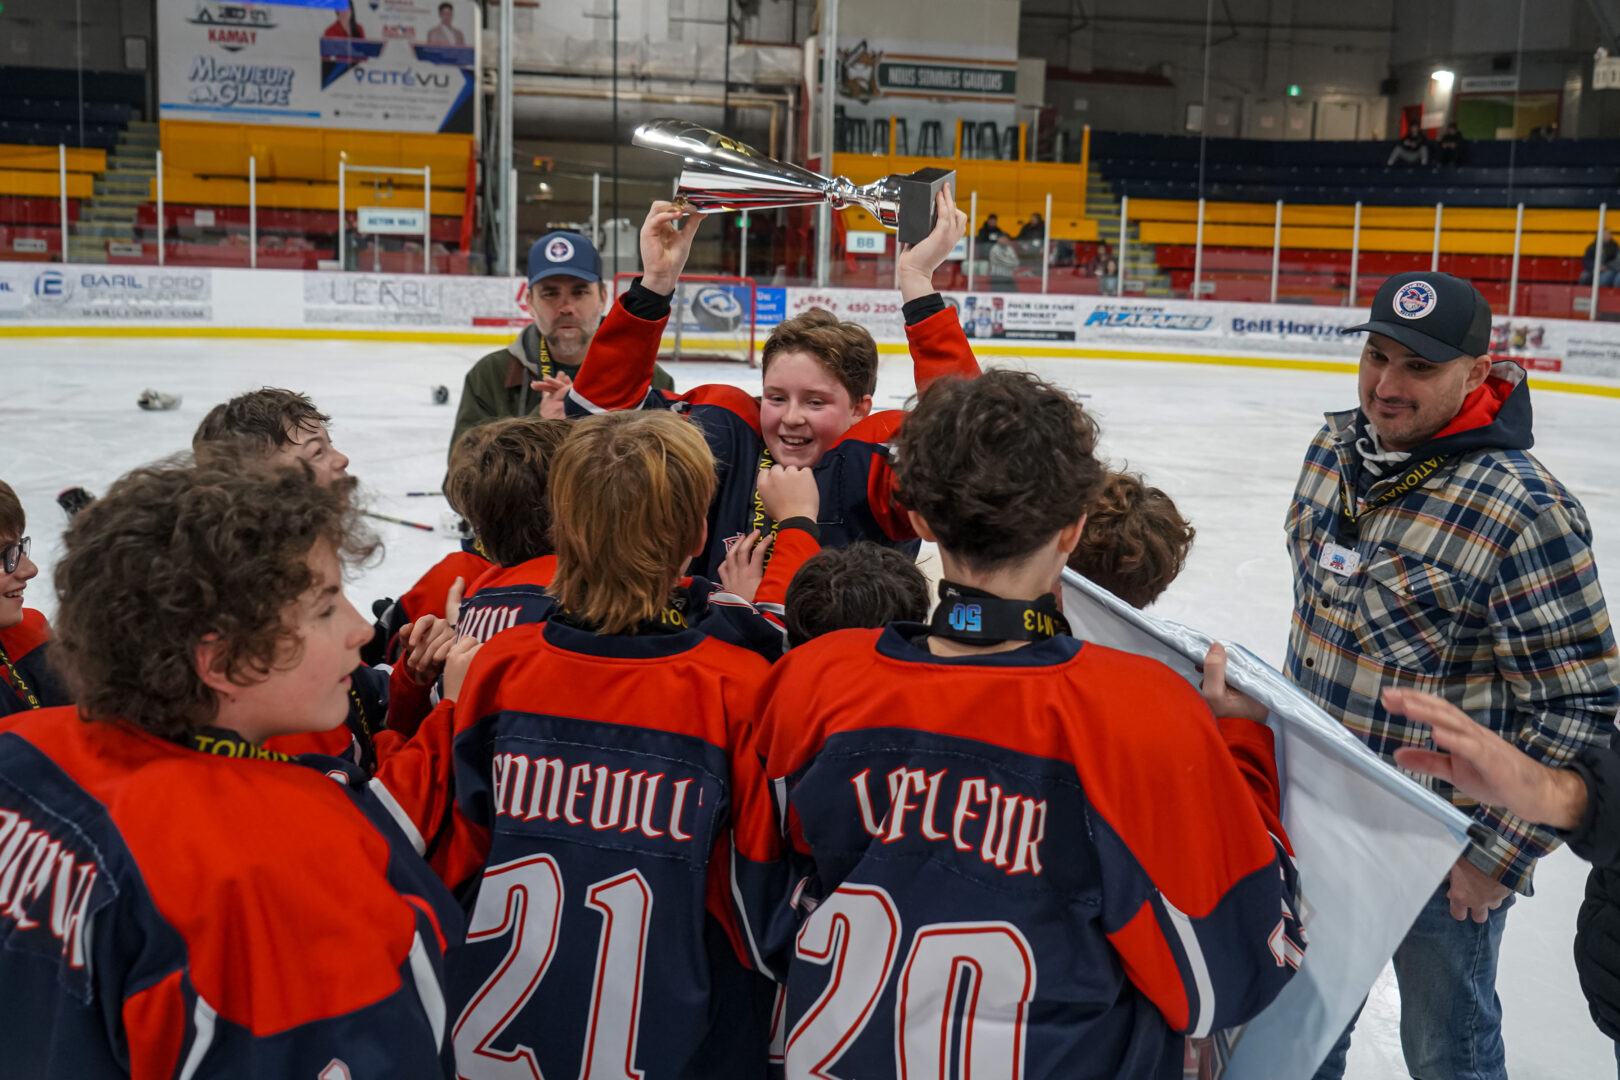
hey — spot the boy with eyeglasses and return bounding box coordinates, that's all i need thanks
[0,480,69,717]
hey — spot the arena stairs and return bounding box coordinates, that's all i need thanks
[67,119,158,264]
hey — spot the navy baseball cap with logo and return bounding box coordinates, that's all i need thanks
[527,231,602,287]
[1341,271,1492,364]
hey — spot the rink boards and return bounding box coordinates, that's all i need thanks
[6,262,1620,395]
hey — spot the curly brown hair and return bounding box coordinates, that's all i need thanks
[51,462,378,739]
[445,417,571,567]
[761,308,879,402]
[895,369,1105,571]
[192,387,331,459]
[1067,471,1195,608]
[784,542,929,648]
[548,411,715,634]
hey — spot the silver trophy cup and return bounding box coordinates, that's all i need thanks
[632,118,953,245]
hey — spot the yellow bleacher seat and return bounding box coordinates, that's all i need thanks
[0,169,93,199]
[160,121,470,186]
[152,171,464,215]
[0,145,105,174]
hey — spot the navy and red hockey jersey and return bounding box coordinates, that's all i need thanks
[567,286,979,581]
[0,609,70,718]
[378,614,789,1079]
[753,626,1305,1080]
[402,548,492,627]
[452,554,560,644]
[375,548,496,738]
[0,707,465,1079]
[452,550,799,661]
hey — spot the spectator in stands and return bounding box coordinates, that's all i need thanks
[976,213,1003,244]
[427,1,465,46]
[1531,121,1560,141]
[1580,229,1620,288]
[1437,122,1466,166]
[448,231,674,464]
[1386,127,1431,167]
[1017,212,1046,243]
[989,233,1020,291]
[1089,240,1114,278]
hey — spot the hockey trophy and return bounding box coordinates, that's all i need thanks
[632,118,954,244]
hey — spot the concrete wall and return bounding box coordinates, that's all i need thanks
[3,0,150,72]
[1023,0,1392,145]
[840,0,1020,51]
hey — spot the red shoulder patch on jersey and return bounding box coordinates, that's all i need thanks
[467,554,557,595]
[9,708,423,1035]
[679,384,764,435]
[834,409,905,450]
[460,621,770,754]
[264,724,354,758]
[0,607,52,660]
[402,551,491,623]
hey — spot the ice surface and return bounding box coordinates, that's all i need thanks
[4,334,1618,1077]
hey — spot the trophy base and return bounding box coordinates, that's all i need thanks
[895,167,956,245]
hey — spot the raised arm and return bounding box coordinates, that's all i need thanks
[896,184,978,388]
[568,202,705,415]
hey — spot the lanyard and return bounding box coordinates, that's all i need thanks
[750,447,781,540]
[748,447,783,567]
[183,728,297,763]
[0,642,40,710]
[929,581,1070,645]
[1335,452,1451,543]
[536,333,555,381]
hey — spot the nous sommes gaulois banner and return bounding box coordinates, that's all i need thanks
[158,0,478,133]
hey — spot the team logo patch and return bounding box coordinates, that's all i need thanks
[545,237,575,263]
[1393,280,1438,320]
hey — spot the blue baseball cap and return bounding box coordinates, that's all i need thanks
[527,231,602,287]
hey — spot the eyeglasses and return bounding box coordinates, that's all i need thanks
[2,537,30,575]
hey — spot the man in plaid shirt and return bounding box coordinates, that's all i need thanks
[1289,271,1620,1080]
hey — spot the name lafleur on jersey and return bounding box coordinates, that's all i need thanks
[491,750,702,842]
[849,766,1048,876]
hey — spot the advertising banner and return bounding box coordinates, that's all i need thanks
[785,287,908,341]
[158,0,478,132]
[0,265,213,323]
[302,272,524,328]
[948,291,1077,341]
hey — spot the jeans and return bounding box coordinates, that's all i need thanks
[1311,883,1515,1080]
[1578,269,1618,287]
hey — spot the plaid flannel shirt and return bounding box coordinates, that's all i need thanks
[1284,402,1620,894]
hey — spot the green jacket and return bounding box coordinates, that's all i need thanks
[449,324,674,463]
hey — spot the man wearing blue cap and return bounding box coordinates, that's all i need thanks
[448,231,674,461]
[1289,271,1619,1080]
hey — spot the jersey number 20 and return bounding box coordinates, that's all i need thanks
[786,883,1036,1080]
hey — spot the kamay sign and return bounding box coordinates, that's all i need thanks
[0,267,212,321]
[157,0,478,133]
